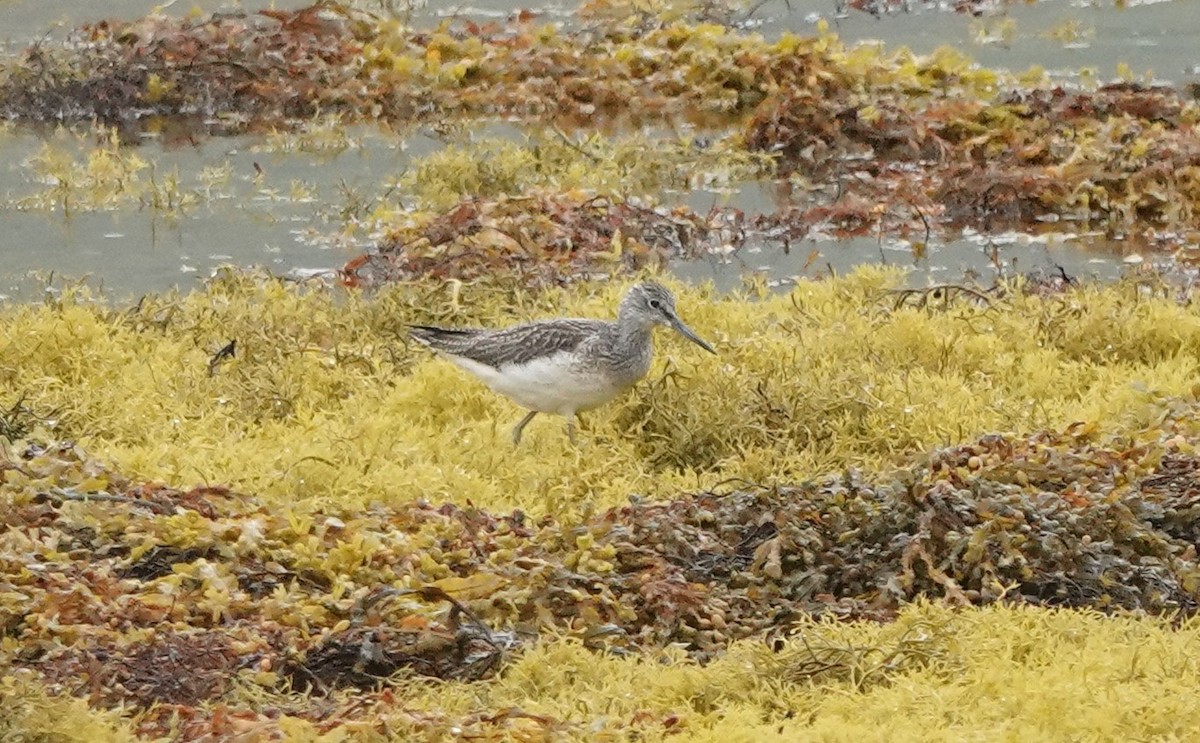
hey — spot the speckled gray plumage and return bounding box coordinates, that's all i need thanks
[409,318,609,369]
[410,282,683,367]
[408,281,714,444]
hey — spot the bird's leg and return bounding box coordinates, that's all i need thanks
[511,410,538,446]
[566,414,578,445]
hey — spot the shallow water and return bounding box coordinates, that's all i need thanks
[673,229,1130,292]
[0,0,1194,300]
[1,126,430,301]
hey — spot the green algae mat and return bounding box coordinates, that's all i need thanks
[5,270,1200,740]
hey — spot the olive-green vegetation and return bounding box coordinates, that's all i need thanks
[369,603,1200,741]
[396,134,767,211]
[4,0,1200,738]
[5,601,1200,740]
[3,269,1199,517]
[8,126,236,215]
[5,271,1200,739]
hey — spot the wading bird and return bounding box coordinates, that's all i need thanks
[409,281,716,445]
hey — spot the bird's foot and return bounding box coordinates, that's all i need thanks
[511,410,538,446]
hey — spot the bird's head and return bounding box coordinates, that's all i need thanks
[620,281,716,354]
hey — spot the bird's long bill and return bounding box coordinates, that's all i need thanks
[668,314,717,354]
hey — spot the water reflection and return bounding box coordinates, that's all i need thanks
[673,229,1130,293]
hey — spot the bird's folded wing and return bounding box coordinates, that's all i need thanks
[410,319,606,369]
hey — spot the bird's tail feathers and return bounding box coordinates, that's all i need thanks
[408,325,473,349]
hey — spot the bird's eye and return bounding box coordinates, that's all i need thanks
[649,299,662,310]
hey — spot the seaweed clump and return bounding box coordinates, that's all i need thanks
[0,5,364,133]
[0,2,852,133]
[599,425,1200,653]
[343,192,735,289]
[746,80,1200,235]
[5,399,1200,736]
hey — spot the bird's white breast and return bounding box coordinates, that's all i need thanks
[447,352,627,416]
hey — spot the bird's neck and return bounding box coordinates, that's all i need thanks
[610,316,654,380]
[614,305,654,346]
[615,320,652,352]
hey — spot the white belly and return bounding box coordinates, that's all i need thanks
[448,352,628,416]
